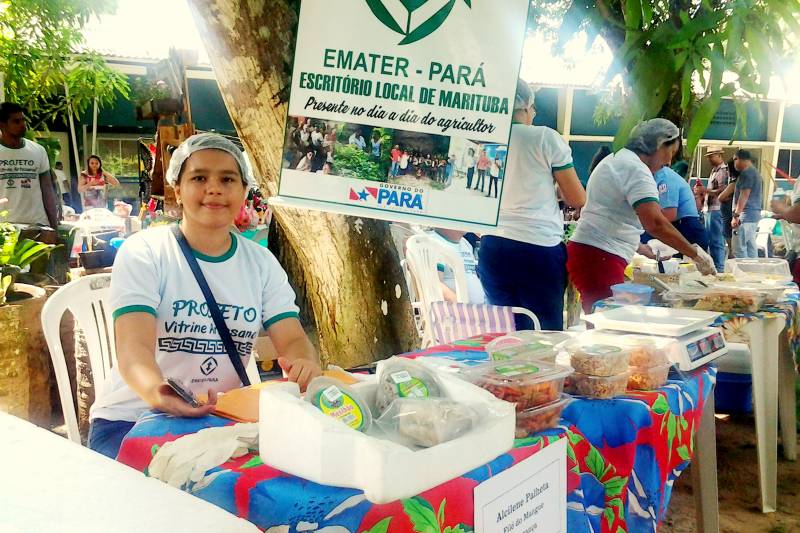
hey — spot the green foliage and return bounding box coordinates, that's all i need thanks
[333,144,387,183]
[130,76,172,106]
[532,0,800,157]
[0,208,58,304]
[0,0,129,130]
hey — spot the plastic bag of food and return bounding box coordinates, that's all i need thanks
[376,398,480,448]
[375,358,443,414]
[305,377,372,432]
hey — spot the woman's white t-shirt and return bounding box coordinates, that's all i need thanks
[484,124,574,247]
[570,148,659,262]
[90,226,300,422]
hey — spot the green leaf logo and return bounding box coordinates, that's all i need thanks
[365,0,472,45]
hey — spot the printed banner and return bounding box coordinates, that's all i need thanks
[277,0,530,228]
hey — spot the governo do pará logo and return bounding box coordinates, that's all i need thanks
[365,0,472,45]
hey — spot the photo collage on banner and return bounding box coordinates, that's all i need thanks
[277,0,530,229]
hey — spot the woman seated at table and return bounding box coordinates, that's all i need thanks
[88,133,321,459]
[567,118,716,313]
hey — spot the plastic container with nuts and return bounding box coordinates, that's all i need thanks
[564,335,632,376]
[565,371,629,399]
[515,394,573,438]
[618,335,674,368]
[462,359,573,411]
[628,364,672,390]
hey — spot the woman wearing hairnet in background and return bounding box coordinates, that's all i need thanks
[567,118,717,313]
[87,133,321,459]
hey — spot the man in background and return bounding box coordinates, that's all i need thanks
[54,161,72,207]
[704,146,730,271]
[720,149,762,258]
[0,102,59,228]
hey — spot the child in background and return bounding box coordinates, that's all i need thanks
[428,228,485,304]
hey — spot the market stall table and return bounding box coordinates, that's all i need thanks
[116,338,716,533]
[595,292,800,513]
[0,411,260,533]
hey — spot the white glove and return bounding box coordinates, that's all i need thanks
[149,423,259,489]
[690,245,717,276]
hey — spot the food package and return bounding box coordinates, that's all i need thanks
[618,335,674,368]
[305,377,373,432]
[375,358,443,413]
[727,258,792,282]
[515,394,573,439]
[376,398,480,448]
[713,282,787,305]
[485,331,570,362]
[462,359,572,411]
[627,364,672,390]
[692,287,765,313]
[611,283,654,305]
[564,371,629,399]
[564,334,632,376]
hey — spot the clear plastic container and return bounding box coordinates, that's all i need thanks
[713,282,787,305]
[485,331,570,362]
[611,283,654,305]
[375,358,443,414]
[564,336,632,376]
[515,394,573,439]
[627,364,672,390]
[693,287,765,313]
[306,376,373,432]
[564,371,629,399]
[728,258,792,282]
[376,398,479,448]
[463,360,573,411]
[619,335,674,368]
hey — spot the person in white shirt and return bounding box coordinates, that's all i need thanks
[478,80,586,330]
[568,118,716,313]
[88,133,321,459]
[348,130,367,151]
[0,102,59,227]
[54,161,71,206]
[464,148,477,189]
[428,229,485,304]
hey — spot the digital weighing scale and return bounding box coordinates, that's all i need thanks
[584,305,729,371]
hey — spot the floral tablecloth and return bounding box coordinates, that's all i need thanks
[117,339,715,533]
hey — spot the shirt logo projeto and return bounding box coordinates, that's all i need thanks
[366,0,472,45]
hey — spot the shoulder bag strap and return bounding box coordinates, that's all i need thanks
[170,225,251,386]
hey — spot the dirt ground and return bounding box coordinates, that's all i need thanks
[661,414,800,533]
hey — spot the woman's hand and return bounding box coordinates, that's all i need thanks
[151,383,217,417]
[278,357,321,392]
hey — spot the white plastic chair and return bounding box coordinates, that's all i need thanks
[389,223,423,263]
[405,235,540,346]
[42,274,260,444]
[400,259,425,340]
[756,218,777,258]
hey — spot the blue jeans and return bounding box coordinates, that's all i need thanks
[88,418,136,459]
[732,221,759,258]
[478,236,567,330]
[391,161,399,177]
[706,210,726,271]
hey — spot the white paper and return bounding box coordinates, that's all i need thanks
[474,438,567,533]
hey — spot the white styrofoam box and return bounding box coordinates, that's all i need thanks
[258,363,515,503]
[716,342,752,374]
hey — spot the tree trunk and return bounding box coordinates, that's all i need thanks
[187,0,417,368]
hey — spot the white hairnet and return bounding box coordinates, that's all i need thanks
[625,118,680,155]
[165,132,255,188]
[514,78,535,111]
